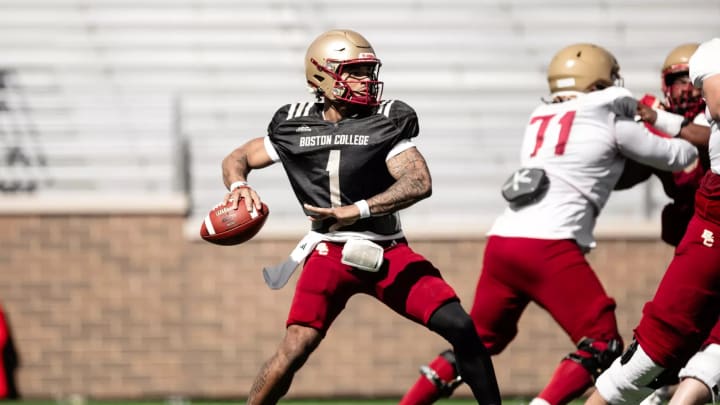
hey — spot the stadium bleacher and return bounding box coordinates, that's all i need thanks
[0,0,718,235]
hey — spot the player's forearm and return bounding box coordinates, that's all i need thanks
[366,147,432,216]
[221,147,252,190]
[650,108,710,147]
[221,138,274,190]
[366,172,431,215]
[617,120,698,171]
[678,123,711,147]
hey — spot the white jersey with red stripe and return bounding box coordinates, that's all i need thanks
[488,86,698,249]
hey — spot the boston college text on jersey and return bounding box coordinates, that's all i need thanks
[298,134,370,147]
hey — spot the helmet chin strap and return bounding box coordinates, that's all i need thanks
[330,79,380,106]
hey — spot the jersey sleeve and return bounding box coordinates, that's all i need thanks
[690,38,720,88]
[586,87,635,120]
[386,139,416,161]
[604,86,633,99]
[266,104,291,137]
[385,100,420,140]
[264,104,293,162]
[590,86,633,105]
[694,112,711,127]
[263,136,280,162]
[615,119,698,171]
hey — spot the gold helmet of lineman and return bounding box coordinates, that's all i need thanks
[547,43,621,94]
[661,43,703,117]
[305,29,383,106]
[662,43,699,78]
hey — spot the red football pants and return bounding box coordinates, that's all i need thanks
[704,320,720,346]
[287,241,458,333]
[635,213,720,368]
[470,236,620,353]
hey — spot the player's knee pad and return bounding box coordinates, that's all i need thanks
[595,339,665,404]
[419,350,463,398]
[565,336,623,379]
[678,343,720,402]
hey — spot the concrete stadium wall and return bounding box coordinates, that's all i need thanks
[0,215,673,400]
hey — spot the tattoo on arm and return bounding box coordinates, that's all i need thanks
[222,138,273,189]
[222,149,251,189]
[367,147,432,215]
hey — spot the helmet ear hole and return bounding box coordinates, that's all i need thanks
[313,74,325,82]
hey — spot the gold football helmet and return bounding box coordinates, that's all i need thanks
[305,29,383,106]
[661,43,703,117]
[546,43,621,94]
[662,43,699,77]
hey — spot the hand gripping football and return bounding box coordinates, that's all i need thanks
[200,199,269,246]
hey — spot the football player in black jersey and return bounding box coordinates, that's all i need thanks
[219,29,501,405]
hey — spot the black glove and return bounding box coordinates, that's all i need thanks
[612,96,639,120]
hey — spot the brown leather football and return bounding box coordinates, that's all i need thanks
[200,199,269,246]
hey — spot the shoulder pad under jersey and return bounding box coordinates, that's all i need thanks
[377,99,419,139]
[267,101,318,134]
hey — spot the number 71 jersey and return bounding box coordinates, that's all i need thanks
[490,87,638,248]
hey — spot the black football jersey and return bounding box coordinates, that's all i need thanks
[266,99,419,235]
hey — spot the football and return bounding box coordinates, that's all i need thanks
[200,199,269,246]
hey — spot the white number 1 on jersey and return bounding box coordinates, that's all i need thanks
[326,149,341,207]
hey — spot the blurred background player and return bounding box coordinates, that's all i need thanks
[586,37,720,405]
[399,43,699,405]
[616,43,710,246]
[0,303,19,400]
[614,43,718,405]
[220,29,501,405]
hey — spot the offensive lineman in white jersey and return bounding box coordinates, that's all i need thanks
[400,43,698,405]
[586,37,720,405]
